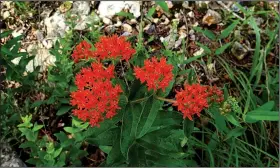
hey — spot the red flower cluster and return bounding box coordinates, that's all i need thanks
[70,62,122,127]
[173,84,224,120]
[93,35,136,61]
[72,40,94,63]
[134,57,173,91]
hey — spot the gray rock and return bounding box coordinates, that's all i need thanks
[182,1,192,10]
[231,41,248,60]
[44,12,69,38]
[202,9,222,26]
[0,142,26,167]
[71,1,90,15]
[122,23,132,33]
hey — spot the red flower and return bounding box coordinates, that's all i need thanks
[93,35,135,61]
[70,62,122,127]
[134,57,174,91]
[72,40,95,63]
[173,84,224,120]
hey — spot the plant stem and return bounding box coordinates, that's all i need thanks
[155,96,176,104]
[130,97,149,103]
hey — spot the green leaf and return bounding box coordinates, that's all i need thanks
[64,127,79,134]
[19,141,36,149]
[32,123,44,132]
[245,110,279,123]
[0,30,13,39]
[137,98,163,138]
[155,1,169,13]
[257,101,275,111]
[147,7,156,18]
[225,114,241,127]
[31,100,45,108]
[183,119,194,138]
[116,11,135,19]
[196,42,211,54]
[53,147,63,158]
[57,106,72,116]
[215,42,232,55]
[218,20,239,39]
[224,127,246,141]
[128,144,147,166]
[193,26,216,41]
[106,130,125,166]
[99,146,112,154]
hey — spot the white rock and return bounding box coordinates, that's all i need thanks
[12,29,23,38]
[102,17,112,25]
[153,18,159,24]
[130,19,137,24]
[187,11,194,18]
[44,12,69,38]
[122,23,132,33]
[98,1,141,19]
[74,15,88,30]
[124,1,141,18]
[25,47,56,73]
[114,21,122,27]
[202,9,222,26]
[42,39,53,49]
[193,48,204,56]
[182,1,192,9]
[3,11,10,20]
[71,1,90,15]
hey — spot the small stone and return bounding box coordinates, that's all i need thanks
[195,1,209,9]
[12,29,23,38]
[35,30,44,41]
[71,1,90,15]
[202,9,222,26]
[122,23,132,33]
[182,1,192,10]
[102,17,112,25]
[114,21,122,27]
[121,32,132,37]
[187,11,194,18]
[153,18,159,24]
[42,39,53,49]
[231,41,248,60]
[166,1,173,8]
[193,48,204,56]
[104,25,116,34]
[59,1,73,13]
[130,19,137,24]
[161,18,170,25]
[3,11,10,20]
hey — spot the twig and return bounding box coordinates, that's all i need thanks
[217,1,245,21]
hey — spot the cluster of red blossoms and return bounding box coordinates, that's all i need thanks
[93,35,136,61]
[173,84,224,120]
[134,57,174,91]
[71,40,94,63]
[71,35,135,63]
[70,62,122,127]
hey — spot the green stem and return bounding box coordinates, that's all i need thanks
[155,96,176,104]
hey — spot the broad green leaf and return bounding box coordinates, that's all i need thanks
[196,42,211,54]
[225,114,241,127]
[57,106,72,116]
[106,130,125,166]
[245,110,279,123]
[120,104,141,158]
[31,100,46,108]
[215,42,232,55]
[224,127,246,141]
[193,26,216,41]
[155,1,169,13]
[137,98,163,138]
[183,119,194,138]
[128,144,147,166]
[0,30,13,39]
[19,141,37,149]
[208,106,229,133]
[116,11,135,19]
[99,146,112,154]
[147,7,156,18]
[257,101,275,111]
[32,123,44,132]
[53,147,63,158]
[64,127,80,134]
[218,20,239,39]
